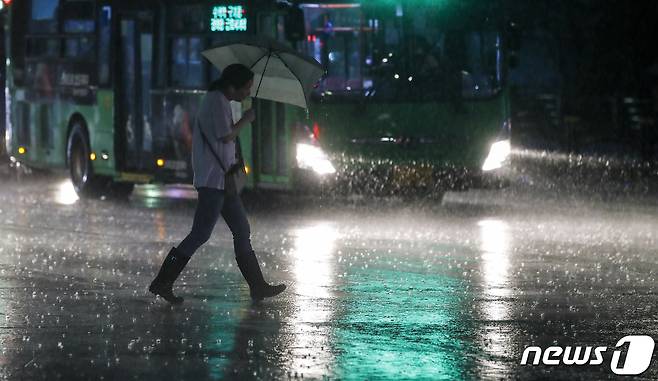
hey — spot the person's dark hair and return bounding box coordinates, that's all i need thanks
[208,63,254,92]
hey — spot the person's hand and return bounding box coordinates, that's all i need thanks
[241,109,256,124]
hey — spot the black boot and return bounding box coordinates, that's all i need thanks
[149,247,190,304]
[235,252,286,301]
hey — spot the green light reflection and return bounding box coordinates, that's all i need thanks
[334,268,474,380]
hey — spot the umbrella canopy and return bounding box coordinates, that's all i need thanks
[201,36,324,109]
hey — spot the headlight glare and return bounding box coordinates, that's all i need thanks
[482,139,511,171]
[296,143,336,175]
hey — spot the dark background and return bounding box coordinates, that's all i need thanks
[507,0,658,159]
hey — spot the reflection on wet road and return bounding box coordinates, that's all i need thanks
[1,174,658,380]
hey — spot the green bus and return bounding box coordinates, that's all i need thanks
[3,0,513,197]
[292,1,514,195]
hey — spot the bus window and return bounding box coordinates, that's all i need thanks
[29,0,59,34]
[171,38,186,85]
[362,7,461,103]
[10,0,28,86]
[461,31,502,98]
[170,37,204,88]
[63,19,95,33]
[168,4,205,34]
[26,38,60,58]
[300,4,363,94]
[167,4,205,87]
[209,65,221,82]
[64,37,95,60]
[188,38,203,85]
[141,31,153,152]
[25,38,58,98]
[98,6,112,86]
[299,3,503,103]
[61,1,96,61]
[61,0,95,32]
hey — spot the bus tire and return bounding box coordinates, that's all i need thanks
[66,122,107,197]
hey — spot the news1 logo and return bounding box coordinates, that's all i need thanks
[520,335,655,375]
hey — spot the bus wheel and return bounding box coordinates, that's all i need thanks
[67,123,106,197]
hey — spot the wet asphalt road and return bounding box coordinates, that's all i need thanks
[1,171,658,380]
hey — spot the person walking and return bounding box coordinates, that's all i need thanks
[149,64,286,304]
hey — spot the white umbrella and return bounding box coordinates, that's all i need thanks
[201,36,324,109]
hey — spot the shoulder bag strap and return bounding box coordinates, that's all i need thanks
[197,123,228,173]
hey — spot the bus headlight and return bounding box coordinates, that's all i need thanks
[482,139,511,171]
[296,143,336,175]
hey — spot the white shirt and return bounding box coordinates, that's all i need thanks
[192,91,237,190]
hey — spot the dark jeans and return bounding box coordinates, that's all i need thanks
[177,187,252,258]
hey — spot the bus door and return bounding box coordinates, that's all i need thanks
[116,10,154,172]
[253,12,290,189]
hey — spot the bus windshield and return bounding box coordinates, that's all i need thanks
[300,3,503,102]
